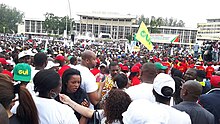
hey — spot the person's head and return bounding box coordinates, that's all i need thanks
[0,74,38,124]
[33,69,62,99]
[34,52,48,69]
[0,103,9,124]
[104,89,132,124]
[100,63,107,74]
[173,69,183,79]
[183,68,197,81]
[154,62,167,74]
[140,63,157,83]
[173,76,185,104]
[13,63,31,84]
[55,55,65,67]
[61,68,81,93]
[18,50,33,64]
[180,80,202,102]
[109,62,120,78]
[153,73,175,105]
[113,73,129,89]
[81,50,96,69]
[70,56,77,65]
[196,70,206,82]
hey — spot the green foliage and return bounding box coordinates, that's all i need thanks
[0,4,24,33]
[137,15,185,33]
[43,12,74,35]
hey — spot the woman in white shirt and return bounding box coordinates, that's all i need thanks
[33,69,78,124]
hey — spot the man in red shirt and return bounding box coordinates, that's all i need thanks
[206,62,215,79]
[196,62,205,71]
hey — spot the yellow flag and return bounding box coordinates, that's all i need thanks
[136,21,153,51]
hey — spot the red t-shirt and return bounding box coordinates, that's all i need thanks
[206,66,214,79]
[90,68,100,76]
[178,66,186,73]
[197,66,205,71]
[2,69,13,79]
[58,65,70,77]
[187,64,195,69]
[131,76,140,86]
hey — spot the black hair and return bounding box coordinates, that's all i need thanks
[173,77,184,104]
[33,69,60,97]
[61,68,81,93]
[153,86,173,104]
[109,61,118,69]
[34,52,47,67]
[129,72,138,80]
[113,73,128,89]
[70,56,77,65]
[173,70,183,79]
[196,70,206,78]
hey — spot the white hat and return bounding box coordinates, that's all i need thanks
[100,63,106,67]
[18,50,35,59]
[153,73,175,97]
[45,61,59,69]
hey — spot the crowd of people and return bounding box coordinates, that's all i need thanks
[0,33,220,124]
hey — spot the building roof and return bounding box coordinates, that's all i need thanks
[24,18,45,21]
[157,26,198,31]
[76,11,136,19]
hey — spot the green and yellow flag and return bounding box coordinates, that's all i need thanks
[136,21,153,51]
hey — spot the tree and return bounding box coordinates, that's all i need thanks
[0,4,24,33]
[43,12,74,35]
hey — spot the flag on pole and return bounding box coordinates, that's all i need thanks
[136,21,153,51]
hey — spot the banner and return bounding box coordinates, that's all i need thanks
[136,21,153,51]
[150,34,179,43]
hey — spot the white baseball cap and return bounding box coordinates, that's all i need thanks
[153,73,175,97]
[18,50,35,59]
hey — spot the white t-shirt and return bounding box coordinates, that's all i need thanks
[157,103,191,124]
[34,96,79,124]
[11,96,78,124]
[74,65,97,93]
[125,83,155,102]
[26,69,40,96]
[123,99,191,124]
[123,99,170,124]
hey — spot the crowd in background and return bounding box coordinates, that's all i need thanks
[0,33,220,124]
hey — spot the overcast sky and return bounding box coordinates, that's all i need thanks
[1,0,220,28]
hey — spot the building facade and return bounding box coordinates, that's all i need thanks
[17,18,47,35]
[197,19,220,42]
[156,26,198,43]
[75,12,138,39]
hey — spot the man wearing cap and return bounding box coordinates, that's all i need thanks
[173,80,214,124]
[125,63,157,102]
[18,49,35,65]
[154,62,168,74]
[199,76,220,124]
[0,58,13,79]
[123,73,191,124]
[129,66,140,86]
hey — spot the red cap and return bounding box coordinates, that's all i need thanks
[134,63,142,68]
[121,65,129,71]
[131,66,140,73]
[210,76,220,88]
[2,69,13,79]
[0,58,9,65]
[55,55,65,62]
